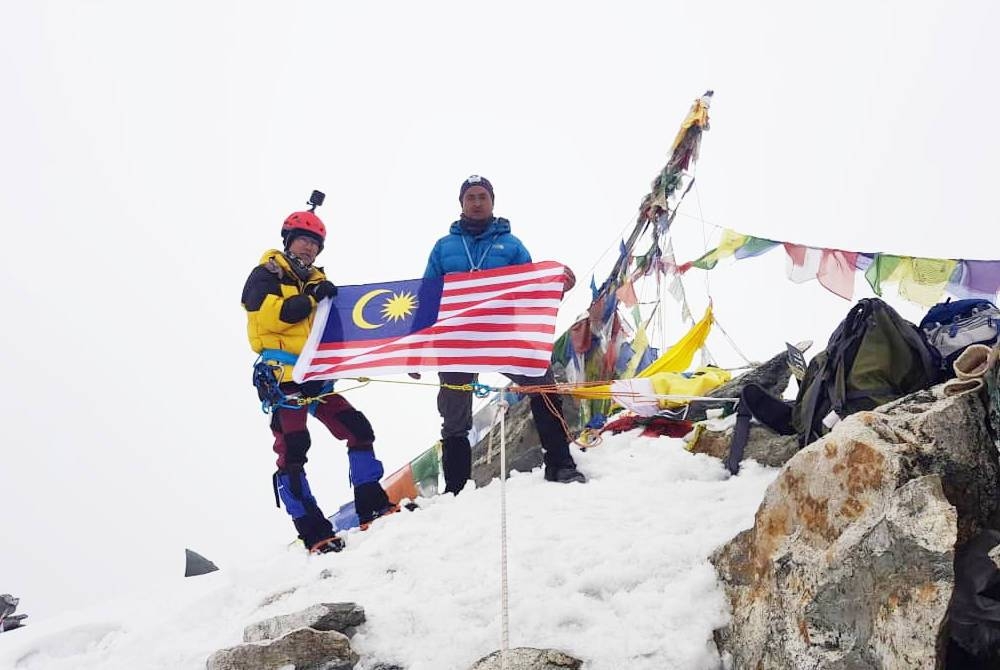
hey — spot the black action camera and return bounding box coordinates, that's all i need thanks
[308,190,325,211]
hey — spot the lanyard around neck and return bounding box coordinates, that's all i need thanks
[461,232,494,271]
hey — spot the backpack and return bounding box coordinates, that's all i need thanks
[920,298,1000,379]
[791,298,938,447]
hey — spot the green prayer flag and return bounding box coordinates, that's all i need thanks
[410,447,439,485]
[864,254,902,296]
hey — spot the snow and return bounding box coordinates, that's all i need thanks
[0,430,777,670]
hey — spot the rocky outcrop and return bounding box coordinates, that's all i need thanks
[207,627,357,670]
[207,603,363,670]
[242,602,365,643]
[711,387,1000,669]
[691,421,800,469]
[469,647,583,669]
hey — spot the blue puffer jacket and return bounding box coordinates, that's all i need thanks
[423,217,532,278]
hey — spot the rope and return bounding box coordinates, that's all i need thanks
[279,377,741,412]
[260,372,737,457]
[498,397,511,670]
[535,390,597,448]
[485,404,498,465]
[276,373,740,403]
[290,379,372,407]
[710,314,757,368]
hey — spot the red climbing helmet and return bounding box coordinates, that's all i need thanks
[281,211,326,249]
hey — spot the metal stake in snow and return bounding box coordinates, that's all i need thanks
[498,397,510,670]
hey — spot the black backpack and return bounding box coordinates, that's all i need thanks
[792,298,939,446]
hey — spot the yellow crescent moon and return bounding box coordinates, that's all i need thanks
[352,289,391,329]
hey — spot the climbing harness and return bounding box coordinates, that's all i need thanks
[252,357,292,413]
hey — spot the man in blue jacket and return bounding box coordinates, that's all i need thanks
[424,175,586,494]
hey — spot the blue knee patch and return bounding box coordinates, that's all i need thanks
[348,449,384,486]
[277,470,317,519]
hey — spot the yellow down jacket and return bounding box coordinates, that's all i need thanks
[241,249,326,381]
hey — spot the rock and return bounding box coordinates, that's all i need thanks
[207,627,357,670]
[469,647,583,669]
[711,387,1000,668]
[0,594,26,633]
[243,603,365,642]
[691,423,800,469]
[184,549,219,577]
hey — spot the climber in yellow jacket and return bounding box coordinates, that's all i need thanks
[241,195,395,553]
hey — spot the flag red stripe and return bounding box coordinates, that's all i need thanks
[302,355,549,379]
[437,306,559,319]
[441,275,565,298]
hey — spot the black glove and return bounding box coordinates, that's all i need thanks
[306,280,338,301]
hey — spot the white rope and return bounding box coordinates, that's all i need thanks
[498,398,510,670]
[711,313,756,367]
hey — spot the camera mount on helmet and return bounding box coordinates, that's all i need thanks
[308,190,325,213]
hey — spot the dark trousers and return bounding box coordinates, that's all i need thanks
[271,391,376,469]
[270,385,390,540]
[437,369,575,493]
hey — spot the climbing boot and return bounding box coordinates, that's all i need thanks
[309,536,346,554]
[543,465,587,484]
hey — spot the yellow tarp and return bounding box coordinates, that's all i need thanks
[649,366,731,408]
[568,305,714,399]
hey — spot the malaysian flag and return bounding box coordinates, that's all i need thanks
[292,261,567,382]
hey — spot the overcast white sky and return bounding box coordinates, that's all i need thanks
[2,1,999,620]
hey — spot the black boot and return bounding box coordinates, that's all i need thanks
[441,435,472,495]
[292,511,339,551]
[529,393,585,484]
[543,464,587,484]
[275,468,339,550]
[354,481,393,524]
